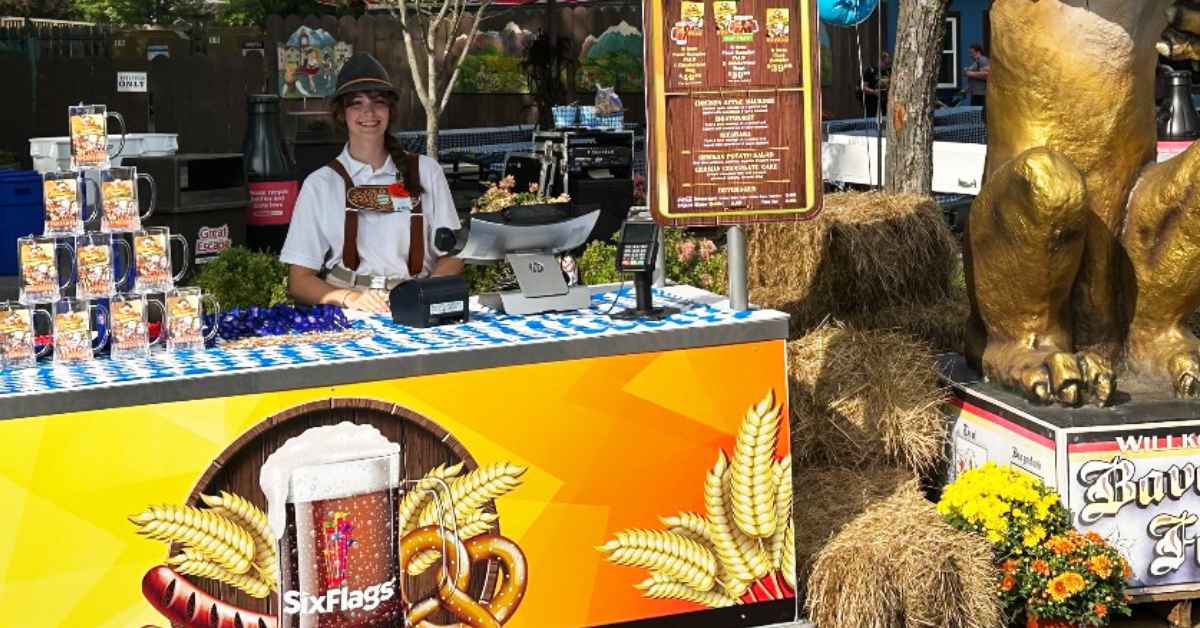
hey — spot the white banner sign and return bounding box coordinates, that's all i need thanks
[117,72,147,93]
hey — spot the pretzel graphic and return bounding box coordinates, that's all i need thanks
[400,526,528,628]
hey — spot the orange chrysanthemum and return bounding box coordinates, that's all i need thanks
[1001,575,1016,592]
[1046,536,1075,556]
[1086,531,1105,544]
[1089,555,1113,578]
[1094,603,1108,618]
[1002,559,1019,574]
[1047,572,1086,602]
[1032,559,1051,576]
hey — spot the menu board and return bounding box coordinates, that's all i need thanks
[646,0,823,225]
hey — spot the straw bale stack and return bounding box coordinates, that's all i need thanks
[806,481,1002,628]
[788,324,947,475]
[791,466,914,598]
[748,192,959,337]
[843,297,969,354]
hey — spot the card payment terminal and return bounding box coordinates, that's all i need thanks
[611,220,678,320]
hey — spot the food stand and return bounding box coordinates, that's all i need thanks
[0,286,797,627]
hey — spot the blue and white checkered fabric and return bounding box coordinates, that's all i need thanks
[0,286,778,397]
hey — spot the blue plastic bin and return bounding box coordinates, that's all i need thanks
[0,171,46,275]
[579,106,599,128]
[552,105,579,128]
[598,111,625,130]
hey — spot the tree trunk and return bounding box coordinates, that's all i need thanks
[425,108,440,156]
[884,0,948,193]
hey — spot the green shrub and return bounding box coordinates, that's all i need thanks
[464,263,517,294]
[577,229,728,293]
[191,246,291,310]
[579,239,621,285]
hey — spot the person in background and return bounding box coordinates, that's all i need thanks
[281,52,463,314]
[964,43,991,113]
[860,51,892,116]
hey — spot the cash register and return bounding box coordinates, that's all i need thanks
[456,205,601,315]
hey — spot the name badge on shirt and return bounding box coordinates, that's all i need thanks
[347,185,397,213]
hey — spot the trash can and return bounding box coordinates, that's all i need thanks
[122,153,249,281]
[0,170,46,275]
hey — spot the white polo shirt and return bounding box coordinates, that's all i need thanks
[280,146,462,279]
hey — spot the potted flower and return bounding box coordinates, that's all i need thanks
[1016,531,1132,627]
[938,464,1132,626]
[472,175,571,223]
[937,463,1071,558]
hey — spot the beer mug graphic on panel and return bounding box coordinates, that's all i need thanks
[260,423,405,628]
[0,301,51,369]
[100,166,156,233]
[109,293,165,361]
[17,235,73,305]
[73,233,133,301]
[53,298,109,365]
[42,171,98,237]
[133,227,188,294]
[68,103,127,169]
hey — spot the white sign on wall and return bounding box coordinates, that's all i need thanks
[117,72,148,93]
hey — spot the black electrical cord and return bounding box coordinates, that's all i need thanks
[601,279,633,317]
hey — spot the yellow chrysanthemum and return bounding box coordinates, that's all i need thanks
[1088,555,1113,578]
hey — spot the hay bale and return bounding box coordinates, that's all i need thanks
[791,466,915,597]
[789,324,946,474]
[844,297,970,354]
[748,191,959,335]
[807,481,1002,628]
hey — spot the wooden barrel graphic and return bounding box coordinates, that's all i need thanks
[178,397,499,625]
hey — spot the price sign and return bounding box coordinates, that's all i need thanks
[645,0,823,225]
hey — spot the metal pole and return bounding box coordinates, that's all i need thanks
[876,3,884,188]
[653,226,666,287]
[728,225,748,310]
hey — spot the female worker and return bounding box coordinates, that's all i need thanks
[281,52,463,314]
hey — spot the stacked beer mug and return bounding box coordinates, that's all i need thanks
[0,104,221,369]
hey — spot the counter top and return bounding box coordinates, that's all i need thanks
[0,285,788,420]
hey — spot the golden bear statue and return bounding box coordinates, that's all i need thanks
[966,0,1200,405]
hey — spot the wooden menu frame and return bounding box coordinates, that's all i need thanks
[645,0,824,226]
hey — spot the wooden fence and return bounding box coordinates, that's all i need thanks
[821,14,887,120]
[0,7,872,166]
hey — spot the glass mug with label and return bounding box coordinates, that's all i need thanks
[17,235,73,304]
[73,233,133,301]
[133,227,189,294]
[42,171,98,236]
[0,302,51,369]
[110,293,166,361]
[53,298,109,365]
[68,104,127,169]
[100,167,156,233]
[165,287,219,352]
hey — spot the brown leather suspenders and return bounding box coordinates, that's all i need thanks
[327,153,425,277]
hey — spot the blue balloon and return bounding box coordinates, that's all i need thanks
[819,0,880,27]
